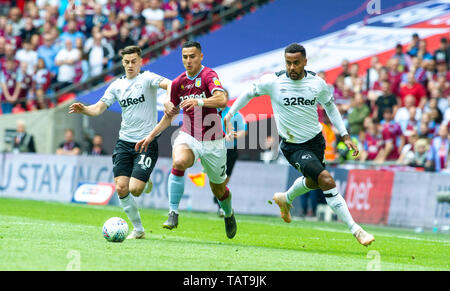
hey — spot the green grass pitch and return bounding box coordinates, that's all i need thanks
[0,197,449,271]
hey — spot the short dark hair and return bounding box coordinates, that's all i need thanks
[121,45,142,58]
[182,40,202,52]
[285,43,306,58]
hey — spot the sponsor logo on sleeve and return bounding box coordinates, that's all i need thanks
[213,77,221,86]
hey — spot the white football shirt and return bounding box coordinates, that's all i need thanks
[100,71,164,143]
[253,70,333,143]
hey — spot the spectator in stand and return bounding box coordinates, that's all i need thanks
[444,95,450,126]
[86,31,114,78]
[58,19,85,48]
[344,63,362,92]
[3,23,21,50]
[7,7,25,38]
[391,43,411,70]
[358,117,382,162]
[374,80,399,123]
[435,60,450,84]
[15,38,38,76]
[30,58,52,108]
[16,61,33,110]
[129,0,144,19]
[37,34,59,79]
[27,3,44,29]
[428,105,444,129]
[128,15,144,44]
[11,119,36,153]
[101,11,119,42]
[347,92,370,138]
[422,58,437,85]
[87,133,108,155]
[386,57,402,97]
[0,57,21,114]
[54,38,81,89]
[191,0,214,24]
[115,0,133,15]
[417,112,435,139]
[114,24,134,61]
[434,37,449,68]
[0,43,18,69]
[91,3,108,30]
[163,0,181,31]
[339,59,350,78]
[178,0,192,22]
[74,36,90,84]
[142,0,164,33]
[321,114,337,162]
[364,55,381,91]
[398,134,429,168]
[425,124,449,172]
[56,128,81,155]
[19,17,38,42]
[399,71,428,109]
[0,36,5,55]
[32,88,53,110]
[406,32,420,57]
[375,107,404,163]
[397,130,420,166]
[395,94,422,133]
[417,39,433,61]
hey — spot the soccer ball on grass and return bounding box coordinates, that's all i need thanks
[102,217,129,242]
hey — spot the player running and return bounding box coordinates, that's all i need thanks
[69,45,171,240]
[135,40,237,239]
[224,43,375,246]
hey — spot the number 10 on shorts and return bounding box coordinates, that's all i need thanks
[138,154,152,169]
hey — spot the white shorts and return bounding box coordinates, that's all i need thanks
[173,131,227,184]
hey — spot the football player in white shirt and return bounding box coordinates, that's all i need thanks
[69,46,172,240]
[225,43,374,246]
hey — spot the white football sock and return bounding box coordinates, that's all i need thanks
[119,194,144,232]
[286,176,312,204]
[323,188,359,234]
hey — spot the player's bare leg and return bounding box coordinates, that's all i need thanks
[163,144,195,229]
[115,176,145,239]
[210,181,236,239]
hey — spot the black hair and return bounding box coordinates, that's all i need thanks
[121,45,142,58]
[182,40,202,52]
[285,43,306,58]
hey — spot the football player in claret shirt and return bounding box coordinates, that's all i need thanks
[69,45,172,240]
[136,41,237,239]
[225,43,375,246]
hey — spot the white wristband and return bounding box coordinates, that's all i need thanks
[197,99,204,107]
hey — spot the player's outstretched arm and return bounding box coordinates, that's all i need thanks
[135,110,179,153]
[68,101,107,117]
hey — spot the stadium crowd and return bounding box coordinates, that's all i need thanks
[0,1,448,172]
[0,0,258,114]
[319,33,450,172]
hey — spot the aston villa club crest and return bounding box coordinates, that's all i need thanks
[195,78,202,87]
